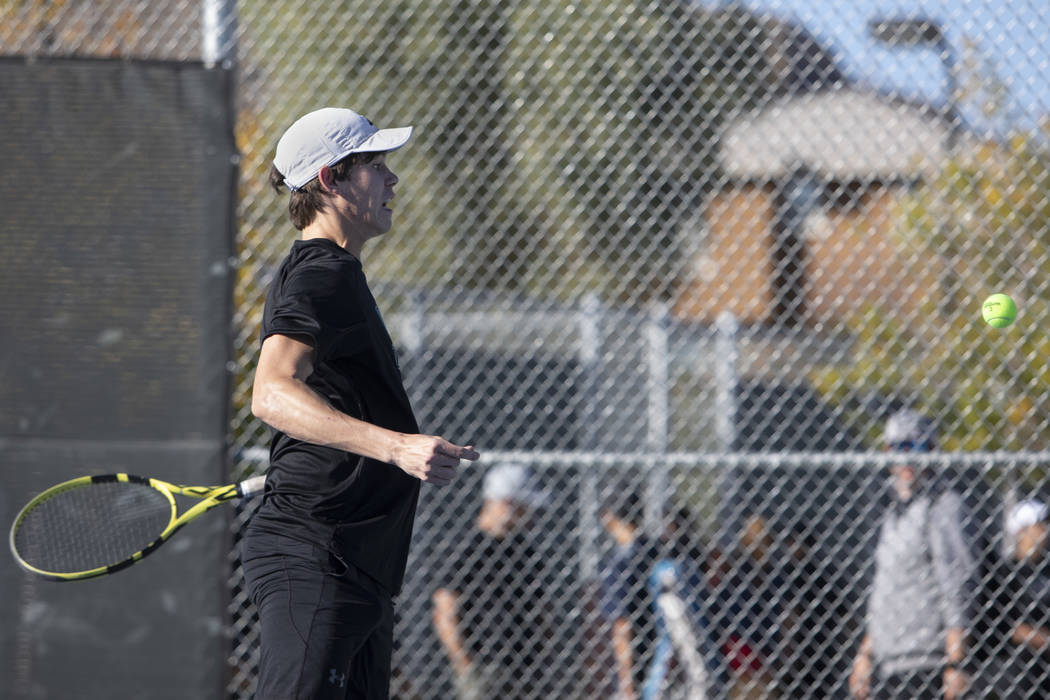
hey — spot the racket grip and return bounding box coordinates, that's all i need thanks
[237,474,267,498]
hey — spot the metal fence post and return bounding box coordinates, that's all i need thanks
[715,311,739,450]
[646,302,671,534]
[203,0,238,68]
[578,293,603,581]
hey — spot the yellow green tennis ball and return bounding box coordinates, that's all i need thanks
[982,293,1017,328]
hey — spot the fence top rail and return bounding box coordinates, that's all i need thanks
[473,450,1050,471]
[237,446,1050,471]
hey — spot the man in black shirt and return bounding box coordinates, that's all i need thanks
[242,107,479,700]
[988,498,1050,698]
[432,463,554,699]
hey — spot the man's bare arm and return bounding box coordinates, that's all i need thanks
[1012,622,1050,653]
[945,626,967,665]
[612,617,638,699]
[433,588,472,675]
[849,634,874,700]
[251,333,478,484]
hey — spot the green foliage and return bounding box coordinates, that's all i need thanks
[237,0,779,304]
[228,0,816,446]
[811,133,1050,452]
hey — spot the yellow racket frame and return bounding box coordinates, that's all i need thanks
[10,472,266,581]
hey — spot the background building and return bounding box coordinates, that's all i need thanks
[3,1,1050,698]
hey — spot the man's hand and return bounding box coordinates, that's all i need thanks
[618,684,638,700]
[392,435,479,485]
[943,667,970,700]
[453,655,474,679]
[612,617,638,700]
[433,587,473,678]
[943,626,970,699]
[849,652,873,700]
[1013,622,1050,653]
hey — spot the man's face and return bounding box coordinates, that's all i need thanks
[741,514,774,562]
[888,440,930,500]
[600,510,640,545]
[891,464,917,500]
[1016,522,1049,561]
[477,498,525,537]
[334,153,400,238]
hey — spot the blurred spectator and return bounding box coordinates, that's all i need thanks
[598,489,662,700]
[706,513,785,700]
[849,410,977,700]
[986,498,1050,698]
[432,463,554,700]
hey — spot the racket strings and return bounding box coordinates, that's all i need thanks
[14,482,172,574]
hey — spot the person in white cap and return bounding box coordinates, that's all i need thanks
[432,463,555,700]
[850,409,977,700]
[242,107,480,700]
[1006,498,1050,562]
[986,498,1050,698]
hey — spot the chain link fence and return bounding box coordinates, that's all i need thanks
[8,0,1050,697]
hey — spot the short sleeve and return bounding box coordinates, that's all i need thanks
[263,264,365,361]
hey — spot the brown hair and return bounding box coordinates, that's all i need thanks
[270,151,379,230]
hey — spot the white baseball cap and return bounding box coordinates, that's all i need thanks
[273,108,413,190]
[482,462,547,507]
[884,409,937,450]
[1006,498,1048,537]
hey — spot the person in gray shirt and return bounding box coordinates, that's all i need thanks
[849,410,977,700]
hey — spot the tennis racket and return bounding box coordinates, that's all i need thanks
[10,472,266,581]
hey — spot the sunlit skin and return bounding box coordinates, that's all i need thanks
[477,498,529,538]
[741,513,775,564]
[1015,521,1049,562]
[306,153,400,258]
[891,464,917,501]
[600,510,639,547]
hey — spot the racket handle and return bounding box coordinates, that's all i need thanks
[237,475,267,498]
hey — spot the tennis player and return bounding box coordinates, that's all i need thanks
[242,107,480,700]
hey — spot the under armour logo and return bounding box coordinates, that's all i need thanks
[328,669,346,688]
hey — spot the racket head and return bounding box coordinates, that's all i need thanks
[10,474,177,581]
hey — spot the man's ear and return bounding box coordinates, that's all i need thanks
[317,165,339,193]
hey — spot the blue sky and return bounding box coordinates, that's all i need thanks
[699,0,1050,134]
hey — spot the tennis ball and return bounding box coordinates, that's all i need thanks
[982,293,1017,328]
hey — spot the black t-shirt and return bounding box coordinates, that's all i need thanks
[448,530,554,668]
[249,238,421,594]
[989,555,1050,694]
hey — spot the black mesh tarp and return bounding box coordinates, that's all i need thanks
[0,58,236,700]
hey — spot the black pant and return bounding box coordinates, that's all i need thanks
[241,530,394,700]
[873,667,944,700]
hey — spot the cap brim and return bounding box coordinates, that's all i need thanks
[352,126,413,154]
